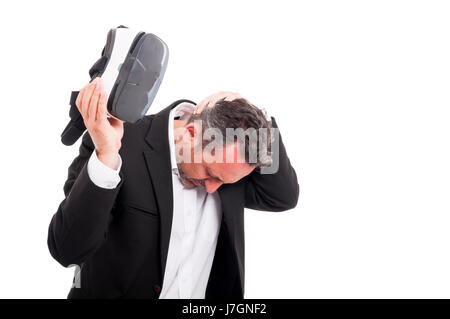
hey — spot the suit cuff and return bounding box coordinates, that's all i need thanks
[87,150,122,189]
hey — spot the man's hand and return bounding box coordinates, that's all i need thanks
[193,91,244,115]
[75,77,124,169]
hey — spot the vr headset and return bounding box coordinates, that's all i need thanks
[61,25,169,145]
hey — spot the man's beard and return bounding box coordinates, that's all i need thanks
[176,163,205,189]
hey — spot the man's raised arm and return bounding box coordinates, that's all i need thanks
[244,117,299,212]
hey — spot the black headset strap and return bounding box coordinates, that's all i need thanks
[60,91,86,146]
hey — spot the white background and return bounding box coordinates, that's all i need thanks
[0,0,449,298]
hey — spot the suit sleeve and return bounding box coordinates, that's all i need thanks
[245,117,299,212]
[47,132,124,267]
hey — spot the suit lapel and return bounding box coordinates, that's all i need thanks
[217,186,236,247]
[142,100,195,282]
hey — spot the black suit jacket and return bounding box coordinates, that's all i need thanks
[48,99,299,299]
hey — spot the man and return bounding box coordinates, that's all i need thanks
[48,77,299,299]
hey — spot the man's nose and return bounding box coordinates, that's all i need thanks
[205,179,223,193]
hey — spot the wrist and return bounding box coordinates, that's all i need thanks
[96,150,120,170]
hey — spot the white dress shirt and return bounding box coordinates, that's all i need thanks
[86,102,222,299]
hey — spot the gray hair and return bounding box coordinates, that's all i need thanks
[187,98,273,167]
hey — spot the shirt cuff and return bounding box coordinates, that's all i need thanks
[87,150,122,189]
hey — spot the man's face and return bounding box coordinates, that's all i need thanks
[176,124,255,193]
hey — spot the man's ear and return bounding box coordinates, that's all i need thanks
[185,122,204,155]
[185,122,203,143]
[185,123,195,138]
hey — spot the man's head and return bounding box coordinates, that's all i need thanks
[173,92,272,193]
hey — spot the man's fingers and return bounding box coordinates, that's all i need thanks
[89,87,101,123]
[89,79,103,123]
[225,92,243,101]
[194,91,243,115]
[81,78,99,120]
[75,87,85,112]
[97,91,108,122]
